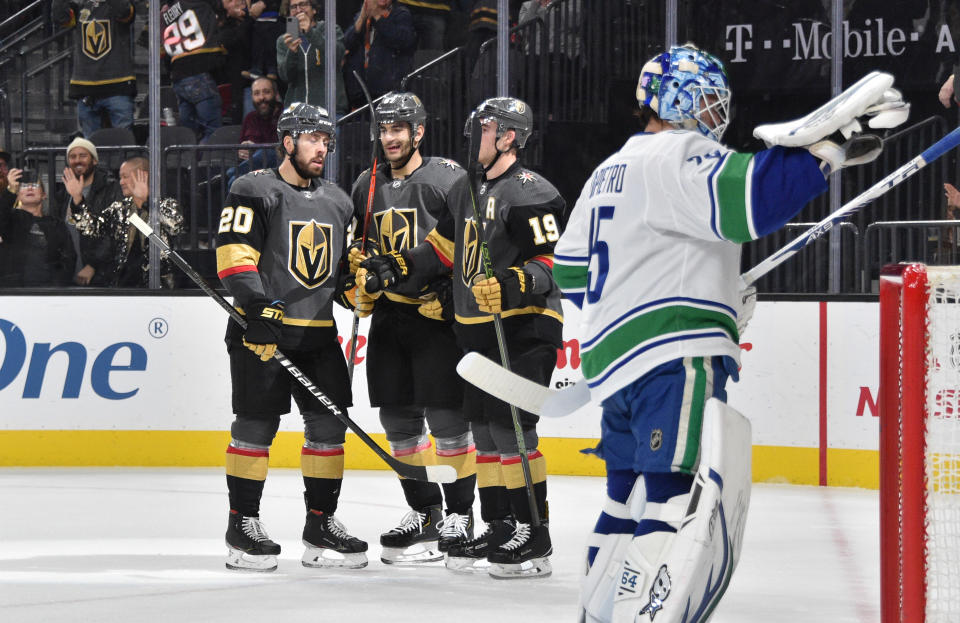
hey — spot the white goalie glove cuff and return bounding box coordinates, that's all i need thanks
[736,277,757,338]
[753,71,909,149]
[809,133,883,177]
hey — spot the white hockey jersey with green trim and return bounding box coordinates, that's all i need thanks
[553,129,827,402]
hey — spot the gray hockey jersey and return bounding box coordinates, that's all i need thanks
[216,168,354,350]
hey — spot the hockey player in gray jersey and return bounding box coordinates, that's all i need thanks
[360,97,565,578]
[348,92,477,565]
[217,102,368,572]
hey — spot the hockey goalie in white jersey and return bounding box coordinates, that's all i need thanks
[553,45,907,622]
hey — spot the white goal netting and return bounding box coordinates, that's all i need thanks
[923,266,960,621]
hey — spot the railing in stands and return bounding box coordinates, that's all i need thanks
[863,221,960,293]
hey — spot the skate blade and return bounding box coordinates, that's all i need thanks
[225,547,278,572]
[381,541,443,565]
[488,556,552,579]
[444,554,490,574]
[301,545,368,569]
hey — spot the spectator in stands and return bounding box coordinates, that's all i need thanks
[248,0,282,82]
[0,169,77,287]
[342,0,416,109]
[277,0,349,113]
[226,76,281,187]
[109,156,183,287]
[398,0,452,51]
[0,149,11,194]
[52,0,138,138]
[162,0,227,141]
[55,137,123,286]
[519,0,581,59]
[219,0,255,124]
[465,0,496,71]
[940,73,959,108]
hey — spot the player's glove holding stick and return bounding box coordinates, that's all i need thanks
[243,299,285,361]
[347,238,380,275]
[418,276,454,321]
[471,267,533,315]
[359,250,411,293]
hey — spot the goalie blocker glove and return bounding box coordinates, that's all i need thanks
[242,299,285,361]
[471,267,536,315]
[360,250,410,293]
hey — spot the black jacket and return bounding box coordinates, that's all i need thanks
[342,3,417,108]
[0,189,77,287]
[54,166,123,285]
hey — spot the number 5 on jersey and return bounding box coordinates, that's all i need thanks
[587,205,614,303]
[219,206,254,234]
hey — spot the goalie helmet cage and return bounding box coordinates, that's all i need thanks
[879,263,960,623]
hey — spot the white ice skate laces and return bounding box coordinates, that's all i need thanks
[499,523,531,551]
[438,513,471,539]
[388,509,427,535]
[241,516,273,543]
[325,515,353,539]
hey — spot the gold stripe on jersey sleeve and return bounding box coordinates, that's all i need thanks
[216,243,261,272]
[70,75,136,86]
[384,291,423,305]
[426,229,455,265]
[455,306,564,324]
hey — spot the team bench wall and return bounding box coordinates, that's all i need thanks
[0,296,880,488]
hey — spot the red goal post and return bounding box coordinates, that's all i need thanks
[879,263,960,623]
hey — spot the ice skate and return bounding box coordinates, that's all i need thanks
[301,510,368,569]
[437,509,474,553]
[380,506,443,565]
[488,522,552,579]
[225,511,280,572]
[444,518,514,573]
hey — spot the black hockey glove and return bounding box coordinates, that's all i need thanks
[347,238,380,275]
[360,250,410,293]
[471,267,533,315]
[243,299,285,362]
[337,271,377,317]
[418,276,454,322]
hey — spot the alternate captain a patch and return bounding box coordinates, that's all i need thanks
[374,207,417,252]
[82,20,112,60]
[289,220,333,288]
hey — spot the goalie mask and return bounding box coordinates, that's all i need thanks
[637,44,731,142]
[376,92,427,137]
[277,102,336,152]
[463,97,533,149]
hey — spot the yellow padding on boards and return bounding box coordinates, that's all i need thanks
[476,457,504,488]
[225,448,268,481]
[436,449,476,480]
[301,449,344,479]
[0,432,882,488]
[502,454,547,489]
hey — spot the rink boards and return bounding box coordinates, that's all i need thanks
[0,296,879,487]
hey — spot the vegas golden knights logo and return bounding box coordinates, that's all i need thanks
[461,218,482,286]
[289,220,333,288]
[82,20,112,60]
[374,207,417,253]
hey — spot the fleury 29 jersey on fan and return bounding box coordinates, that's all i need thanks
[216,168,354,351]
[351,156,466,302]
[426,161,566,347]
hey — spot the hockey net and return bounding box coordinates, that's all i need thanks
[879,263,960,623]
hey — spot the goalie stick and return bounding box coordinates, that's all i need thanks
[128,213,456,484]
[460,124,960,418]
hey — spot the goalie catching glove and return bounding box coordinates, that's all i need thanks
[752,71,909,176]
[471,267,534,315]
[359,250,410,293]
[242,299,285,361]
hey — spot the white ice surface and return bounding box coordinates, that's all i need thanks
[0,468,879,622]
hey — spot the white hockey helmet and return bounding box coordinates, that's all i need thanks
[637,44,731,141]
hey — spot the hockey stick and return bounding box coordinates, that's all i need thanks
[345,70,380,382]
[465,114,541,527]
[128,213,456,484]
[459,125,960,418]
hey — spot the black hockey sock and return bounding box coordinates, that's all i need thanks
[478,485,511,522]
[442,474,477,515]
[506,481,548,525]
[400,478,444,511]
[227,475,266,517]
[303,477,342,514]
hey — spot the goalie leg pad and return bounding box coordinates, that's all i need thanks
[611,399,752,623]
[582,470,642,622]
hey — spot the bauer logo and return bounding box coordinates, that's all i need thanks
[0,318,148,400]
